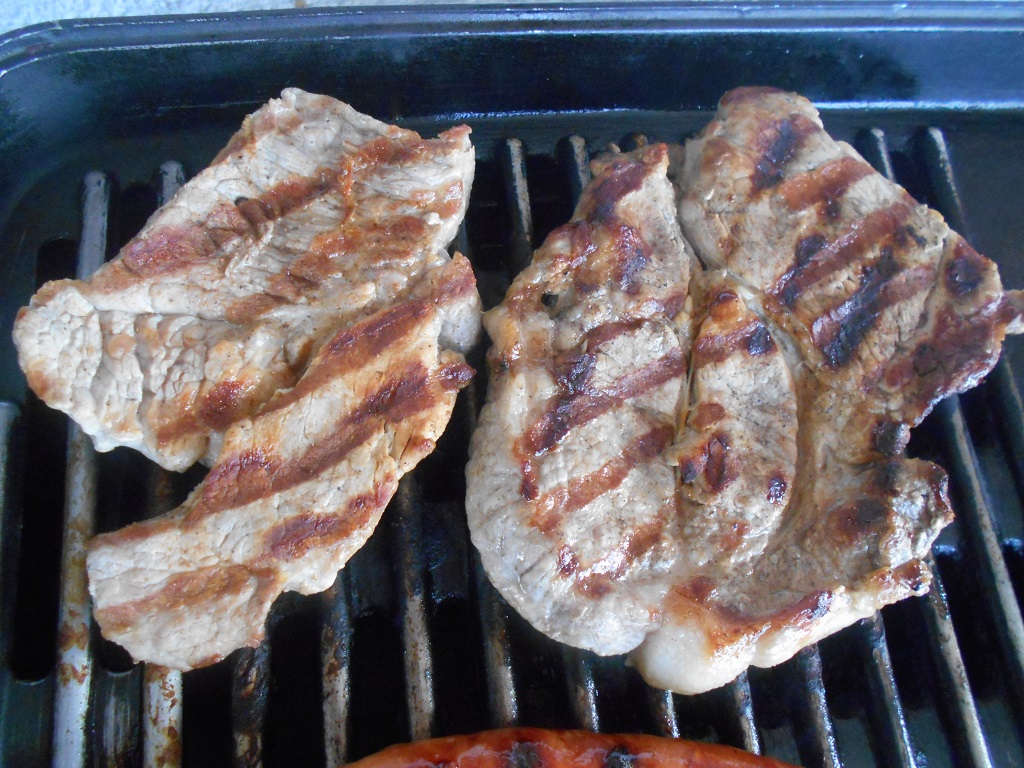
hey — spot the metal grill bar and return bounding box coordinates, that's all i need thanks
[646,688,680,738]
[141,160,187,768]
[232,643,270,768]
[793,647,839,768]
[726,673,760,755]
[920,128,1024,724]
[322,573,352,768]
[921,553,993,768]
[397,480,435,740]
[858,614,917,768]
[556,134,602,735]
[52,171,108,768]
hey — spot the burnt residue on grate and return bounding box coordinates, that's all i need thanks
[0,117,1023,768]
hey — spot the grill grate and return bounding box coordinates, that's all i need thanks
[1,119,1023,768]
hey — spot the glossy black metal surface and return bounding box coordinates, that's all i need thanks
[1,4,1023,767]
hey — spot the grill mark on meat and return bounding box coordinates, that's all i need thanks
[431,255,480,307]
[580,146,663,221]
[750,116,816,192]
[110,133,463,287]
[261,301,432,416]
[518,345,684,469]
[288,216,431,283]
[571,514,671,597]
[187,361,452,521]
[94,564,278,637]
[198,379,251,431]
[612,223,651,293]
[704,433,733,492]
[771,201,916,309]
[777,156,874,212]
[946,239,987,298]
[261,482,394,562]
[528,424,674,533]
[692,319,774,367]
[872,420,910,456]
[678,432,737,493]
[690,402,726,431]
[117,206,254,280]
[811,255,932,370]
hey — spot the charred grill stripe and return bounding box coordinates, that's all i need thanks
[569,512,671,597]
[94,564,278,637]
[771,201,916,309]
[520,348,684,458]
[189,362,445,520]
[750,116,816,192]
[529,424,674,533]
[606,347,686,401]
[114,133,458,282]
[812,258,932,370]
[260,481,394,562]
[580,146,662,221]
[260,300,432,416]
[777,155,874,211]
[692,320,774,367]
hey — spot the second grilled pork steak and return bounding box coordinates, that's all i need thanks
[88,255,478,670]
[468,88,1024,695]
[14,88,475,471]
[467,144,697,655]
[635,87,1017,693]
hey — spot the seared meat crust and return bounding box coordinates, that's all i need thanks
[14,88,475,471]
[468,88,1023,695]
[88,254,479,671]
[15,89,481,669]
[467,144,696,655]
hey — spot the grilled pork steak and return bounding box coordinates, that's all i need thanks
[14,89,481,669]
[467,144,697,655]
[14,88,475,471]
[467,88,1024,695]
[88,256,477,669]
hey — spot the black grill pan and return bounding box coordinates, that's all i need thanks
[1,3,1023,767]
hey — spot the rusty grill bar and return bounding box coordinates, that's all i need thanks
[1,116,1023,768]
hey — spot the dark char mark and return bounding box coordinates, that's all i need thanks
[508,742,541,768]
[945,239,987,297]
[604,747,637,768]
[818,248,901,369]
[751,119,802,192]
[745,324,775,356]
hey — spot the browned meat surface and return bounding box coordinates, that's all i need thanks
[88,256,477,669]
[346,729,796,768]
[14,88,476,471]
[467,88,1024,695]
[13,89,481,669]
[467,144,697,655]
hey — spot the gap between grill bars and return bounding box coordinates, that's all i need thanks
[1,123,1022,768]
